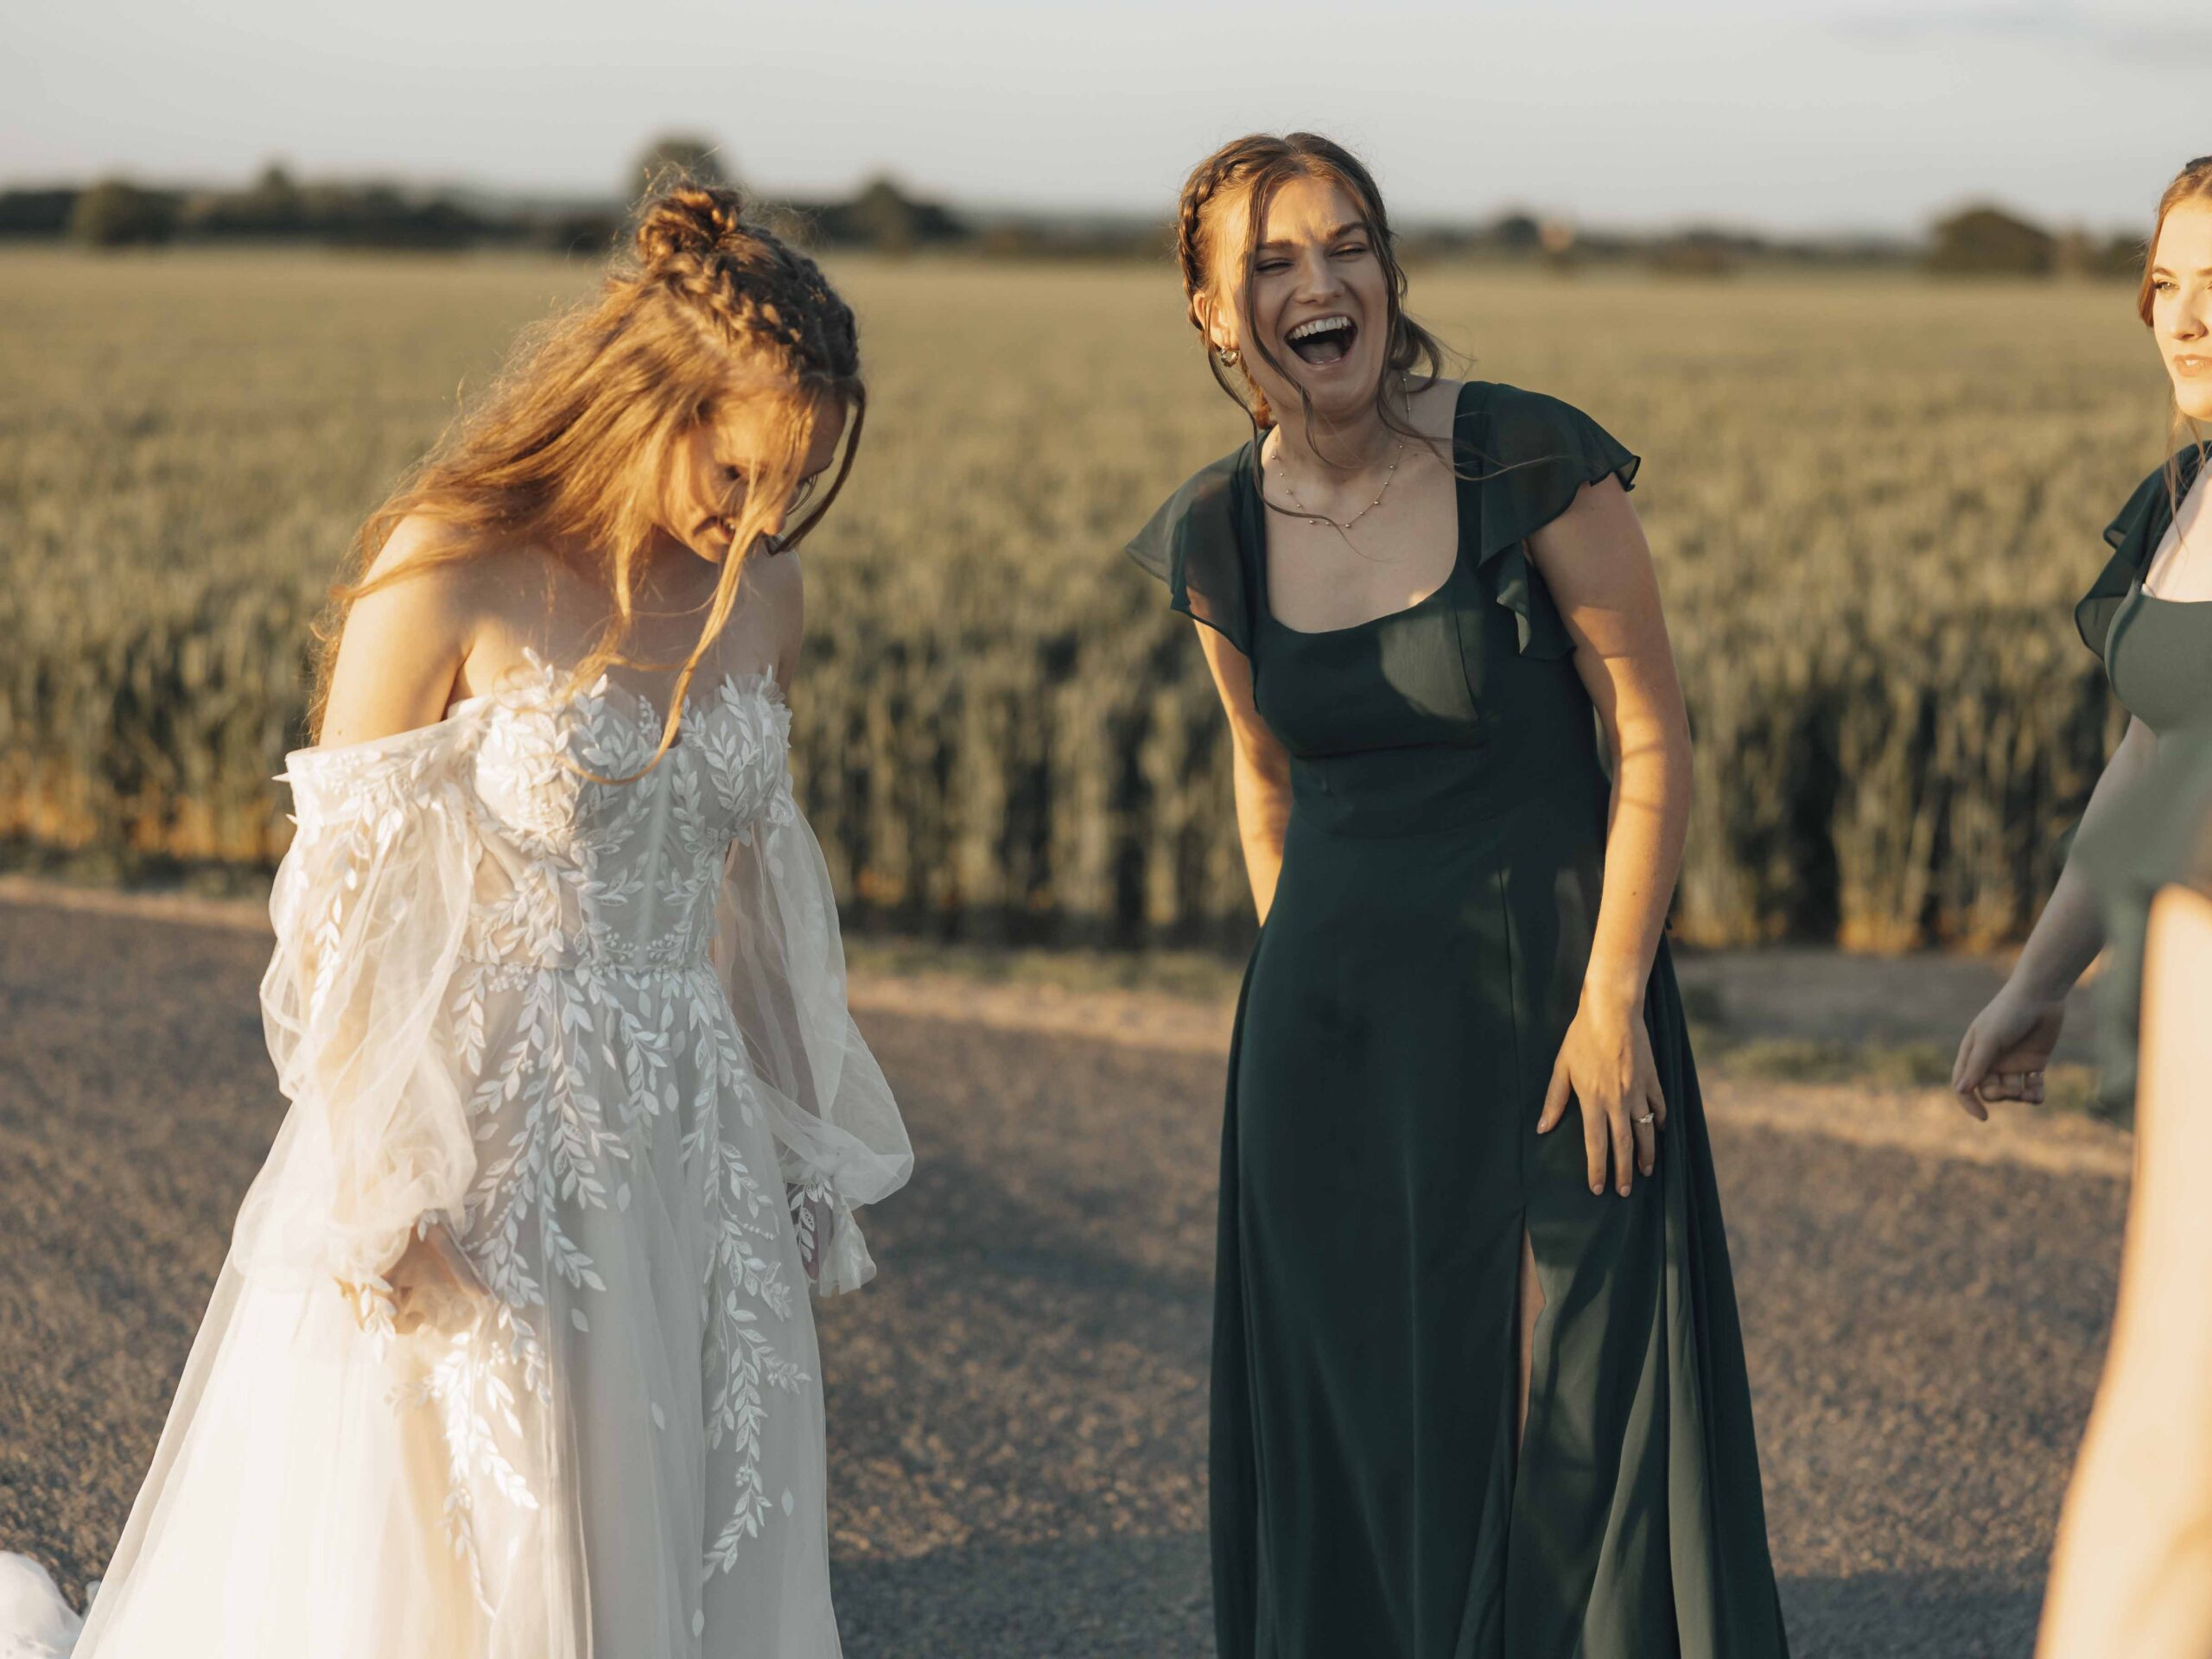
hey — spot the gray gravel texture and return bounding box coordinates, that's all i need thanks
[0,901,2124,1657]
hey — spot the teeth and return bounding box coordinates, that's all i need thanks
[1289,315,1352,341]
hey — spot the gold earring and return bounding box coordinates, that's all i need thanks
[1217,346,1241,367]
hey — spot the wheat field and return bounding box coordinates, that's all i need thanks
[0,247,2176,948]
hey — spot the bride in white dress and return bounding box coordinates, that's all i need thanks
[0,183,911,1658]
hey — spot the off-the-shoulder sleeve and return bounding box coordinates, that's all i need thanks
[714,772,914,1296]
[232,721,481,1298]
[1460,383,1641,657]
[1124,448,1260,658]
[2077,730,2212,1115]
[2077,453,2203,664]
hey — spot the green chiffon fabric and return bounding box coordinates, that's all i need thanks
[2075,446,2212,1112]
[1128,382,1789,1659]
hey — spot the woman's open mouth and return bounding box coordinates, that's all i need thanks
[1287,314,1357,366]
[2175,353,2212,378]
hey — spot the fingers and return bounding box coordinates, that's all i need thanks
[1952,1027,1993,1120]
[1632,1092,1660,1177]
[1950,1026,1986,1096]
[1608,1099,1636,1197]
[1538,1054,1572,1135]
[1579,1095,1638,1196]
[1581,1096,1610,1195]
[1975,1070,2048,1107]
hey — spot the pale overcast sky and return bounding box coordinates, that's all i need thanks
[3,0,2206,234]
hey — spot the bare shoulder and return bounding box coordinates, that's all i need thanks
[320,515,500,747]
[746,543,805,611]
[1405,374,1466,439]
[745,547,806,683]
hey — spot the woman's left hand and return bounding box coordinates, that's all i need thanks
[1538,999,1666,1197]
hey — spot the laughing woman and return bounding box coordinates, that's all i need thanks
[1127,133,1789,1658]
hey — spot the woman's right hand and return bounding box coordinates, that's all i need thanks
[1952,987,2066,1120]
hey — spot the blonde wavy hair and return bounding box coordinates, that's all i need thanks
[310,181,863,757]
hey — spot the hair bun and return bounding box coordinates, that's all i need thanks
[634,183,751,267]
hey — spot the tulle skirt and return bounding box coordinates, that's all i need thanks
[3,962,846,1659]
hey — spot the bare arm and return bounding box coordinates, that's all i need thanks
[1196,623,1294,924]
[2013,715,2158,1002]
[317,518,480,749]
[1951,714,2158,1113]
[309,519,483,1327]
[2037,885,2212,1659]
[1527,477,1691,1196]
[1534,476,1691,1010]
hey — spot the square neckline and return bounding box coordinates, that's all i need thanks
[1254,381,1475,639]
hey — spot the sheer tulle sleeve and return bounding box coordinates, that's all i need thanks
[714,774,914,1296]
[231,721,481,1299]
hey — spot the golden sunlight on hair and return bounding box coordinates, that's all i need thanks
[312,181,863,760]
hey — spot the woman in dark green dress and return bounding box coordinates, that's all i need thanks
[1954,155,2212,1118]
[2030,167,2212,1659]
[1127,132,1788,1659]
[2039,728,2212,1659]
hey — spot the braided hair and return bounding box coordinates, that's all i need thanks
[632,184,861,397]
[315,181,864,766]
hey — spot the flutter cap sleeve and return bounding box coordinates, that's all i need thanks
[2078,448,2209,664]
[235,719,482,1298]
[1459,382,1642,657]
[715,769,914,1296]
[2076,729,2212,1115]
[1124,448,1261,658]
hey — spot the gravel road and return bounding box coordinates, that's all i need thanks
[0,898,2126,1657]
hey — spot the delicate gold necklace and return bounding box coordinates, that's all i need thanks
[1265,386,1421,550]
[1274,434,1405,536]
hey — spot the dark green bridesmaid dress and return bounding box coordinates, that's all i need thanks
[1128,382,1789,1659]
[2073,444,2212,1111]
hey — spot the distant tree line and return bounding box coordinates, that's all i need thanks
[0,140,2149,281]
[1924,204,2142,279]
[0,146,983,258]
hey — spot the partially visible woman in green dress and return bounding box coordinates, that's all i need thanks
[2037,729,2212,1659]
[1953,154,2212,1118]
[2018,153,2212,1659]
[1127,132,1789,1659]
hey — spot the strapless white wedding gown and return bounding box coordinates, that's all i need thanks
[0,651,912,1657]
